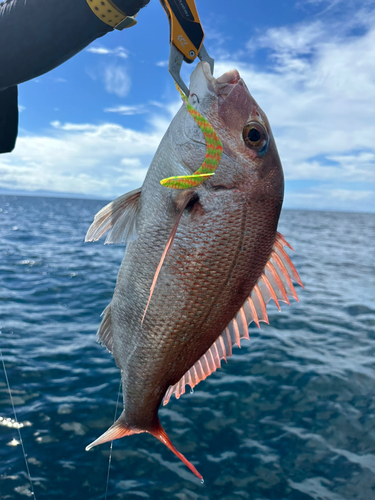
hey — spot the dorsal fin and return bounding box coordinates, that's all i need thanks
[163,232,303,405]
[97,304,113,353]
[85,187,141,244]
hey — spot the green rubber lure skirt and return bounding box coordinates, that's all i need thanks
[160,86,223,189]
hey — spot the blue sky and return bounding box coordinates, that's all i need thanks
[1,0,375,212]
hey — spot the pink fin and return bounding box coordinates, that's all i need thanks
[271,251,298,301]
[245,298,259,329]
[276,231,294,251]
[85,411,142,451]
[265,261,290,305]
[97,304,113,353]
[163,234,303,406]
[252,284,269,324]
[152,424,203,480]
[86,412,203,480]
[274,238,304,288]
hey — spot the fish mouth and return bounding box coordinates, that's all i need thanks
[189,62,242,101]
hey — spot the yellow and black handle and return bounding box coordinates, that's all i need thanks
[160,0,205,63]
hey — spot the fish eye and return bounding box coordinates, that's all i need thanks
[243,122,268,152]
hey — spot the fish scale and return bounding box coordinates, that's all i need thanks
[84,62,301,480]
[112,192,279,435]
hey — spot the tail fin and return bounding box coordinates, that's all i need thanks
[85,411,142,451]
[150,423,203,480]
[85,411,203,480]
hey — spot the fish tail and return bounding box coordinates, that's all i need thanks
[85,411,203,480]
[150,421,203,481]
[85,410,142,451]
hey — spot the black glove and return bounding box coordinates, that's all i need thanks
[0,0,151,153]
[0,86,18,154]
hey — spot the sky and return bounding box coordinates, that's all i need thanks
[1,0,375,213]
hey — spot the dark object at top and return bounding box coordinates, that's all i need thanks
[0,0,150,153]
[0,87,18,154]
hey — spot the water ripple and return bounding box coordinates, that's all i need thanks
[0,196,374,499]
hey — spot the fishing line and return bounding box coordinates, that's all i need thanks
[104,378,122,500]
[0,346,37,500]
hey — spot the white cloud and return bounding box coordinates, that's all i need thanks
[104,105,146,115]
[102,65,131,97]
[295,0,343,10]
[0,118,171,198]
[86,63,131,97]
[50,77,68,83]
[286,186,373,212]
[85,46,131,97]
[253,21,325,65]
[326,152,375,183]
[329,188,372,201]
[87,46,128,59]
[213,11,375,211]
[156,60,168,67]
[88,47,110,56]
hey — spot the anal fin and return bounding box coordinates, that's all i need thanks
[163,232,303,405]
[97,304,113,353]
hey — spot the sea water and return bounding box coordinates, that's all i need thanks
[0,195,374,500]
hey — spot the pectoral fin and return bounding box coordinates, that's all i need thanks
[85,187,141,244]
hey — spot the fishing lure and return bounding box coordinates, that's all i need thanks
[160,85,223,189]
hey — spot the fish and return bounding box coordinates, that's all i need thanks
[84,61,303,480]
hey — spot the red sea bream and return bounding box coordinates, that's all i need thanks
[85,61,303,480]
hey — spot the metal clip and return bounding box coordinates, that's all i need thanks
[115,16,137,30]
[168,43,214,96]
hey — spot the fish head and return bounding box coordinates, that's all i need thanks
[171,61,284,202]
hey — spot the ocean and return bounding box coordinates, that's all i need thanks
[0,195,374,500]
